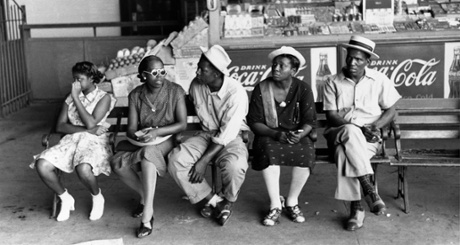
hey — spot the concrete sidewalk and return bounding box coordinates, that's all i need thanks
[0,102,458,245]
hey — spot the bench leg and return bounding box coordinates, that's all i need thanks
[371,163,378,193]
[211,163,217,194]
[396,166,410,213]
[51,193,59,219]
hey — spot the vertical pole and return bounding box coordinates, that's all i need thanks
[208,0,221,45]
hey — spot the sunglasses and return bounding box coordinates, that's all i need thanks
[142,68,167,77]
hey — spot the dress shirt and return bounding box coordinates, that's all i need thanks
[189,76,249,146]
[323,67,401,126]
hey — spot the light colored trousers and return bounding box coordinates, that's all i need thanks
[324,124,380,201]
[168,132,248,204]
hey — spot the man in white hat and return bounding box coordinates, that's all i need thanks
[322,36,401,231]
[168,45,249,226]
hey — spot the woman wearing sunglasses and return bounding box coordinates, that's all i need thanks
[110,55,187,238]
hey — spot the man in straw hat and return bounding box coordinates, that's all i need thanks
[322,36,401,231]
[168,45,249,226]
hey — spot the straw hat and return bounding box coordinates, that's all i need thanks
[268,46,306,70]
[342,35,380,59]
[199,45,232,76]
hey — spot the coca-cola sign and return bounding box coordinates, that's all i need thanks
[368,43,445,99]
[227,48,312,92]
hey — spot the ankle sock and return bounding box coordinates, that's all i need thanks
[351,200,364,211]
[57,189,75,222]
[358,175,375,195]
[59,189,72,200]
[89,188,104,221]
[207,194,223,207]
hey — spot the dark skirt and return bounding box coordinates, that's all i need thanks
[251,135,315,171]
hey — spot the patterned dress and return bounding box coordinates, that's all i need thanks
[110,80,185,177]
[248,77,316,171]
[31,87,116,176]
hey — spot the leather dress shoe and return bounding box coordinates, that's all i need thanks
[346,210,365,231]
[365,192,386,215]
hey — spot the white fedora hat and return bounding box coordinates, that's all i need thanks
[342,35,379,59]
[199,45,231,76]
[268,46,306,70]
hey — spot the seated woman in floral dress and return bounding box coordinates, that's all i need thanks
[248,46,316,226]
[32,61,116,222]
[110,55,187,238]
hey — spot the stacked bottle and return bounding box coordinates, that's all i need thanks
[315,52,332,102]
[449,46,460,98]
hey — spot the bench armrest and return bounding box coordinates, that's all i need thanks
[174,133,184,145]
[389,120,403,160]
[379,126,390,157]
[309,128,318,142]
[109,110,126,153]
[41,132,64,149]
[41,134,51,148]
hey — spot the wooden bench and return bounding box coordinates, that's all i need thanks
[43,97,392,218]
[108,100,390,199]
[389,98,460,213]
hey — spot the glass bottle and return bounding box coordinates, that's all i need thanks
[315,52,332,102]
[449,47,460,98]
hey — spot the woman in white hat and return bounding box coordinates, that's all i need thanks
[248,46,316,226]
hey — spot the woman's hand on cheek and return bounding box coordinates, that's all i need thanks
[71,82,82,99]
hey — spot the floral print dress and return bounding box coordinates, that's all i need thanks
[31,87,116,176]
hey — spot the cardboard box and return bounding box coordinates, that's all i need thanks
[105,65,138,80]
[174,58,199,93]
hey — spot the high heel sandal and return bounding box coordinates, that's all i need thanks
[136,217,154,238]
[262,208,282,226]
[132,203,144,218]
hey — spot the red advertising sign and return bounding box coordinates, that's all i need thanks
[227,48,312,92]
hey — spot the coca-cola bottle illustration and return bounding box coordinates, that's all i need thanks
[449,46,460,98]
[315,52,332,102]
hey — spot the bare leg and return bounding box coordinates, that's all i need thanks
[262,165,282,209]
[36,159,74,221]
[286,167,310,207]
[112,161,144,203]
[140,159,157,228]
[75,163,99,195]
[35,159,65,195]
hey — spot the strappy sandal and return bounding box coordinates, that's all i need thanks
[200,203,213,218]
[285,205,305,223]
[262,208,282,226]
[136,217,154,238]
[132,203,144,218]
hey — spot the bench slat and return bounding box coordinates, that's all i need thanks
[400,130,459,139]
[395,98,460,110]
[391,162,460,167]
[395,115,460,125]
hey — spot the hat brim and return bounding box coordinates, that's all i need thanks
[199,46,230,76]
[342,44,379,59]
[268,49,307,70]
